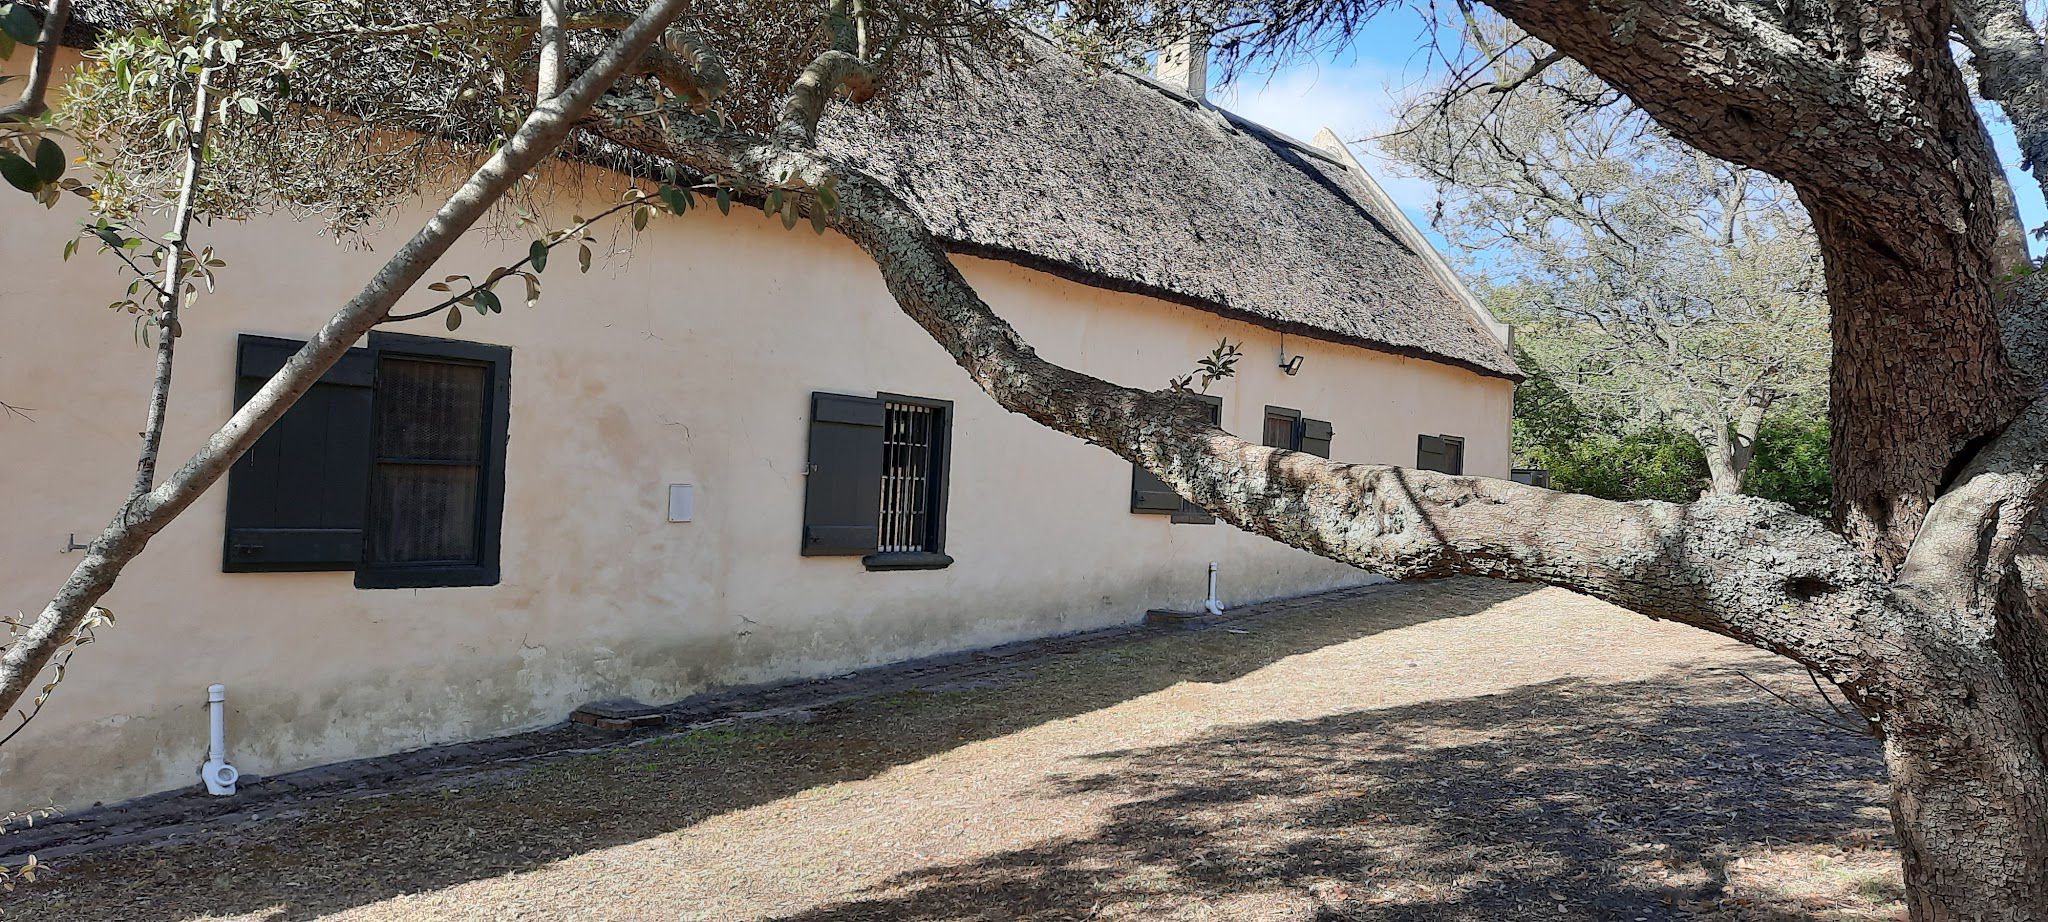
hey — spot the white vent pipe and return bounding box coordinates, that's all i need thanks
[1204,562,1224,616]
[201,683,239,796]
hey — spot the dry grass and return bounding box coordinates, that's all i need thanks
[0,579,1900,921]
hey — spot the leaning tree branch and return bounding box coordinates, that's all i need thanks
[0,0,70,120]
[0,0,703,731]
[1954,0,2048,218]
[774,50,874,145]
[587,101,1902,701]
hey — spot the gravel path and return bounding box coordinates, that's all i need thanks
[0,579,1899,921]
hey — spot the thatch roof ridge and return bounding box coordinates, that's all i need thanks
[817,35,1520,379]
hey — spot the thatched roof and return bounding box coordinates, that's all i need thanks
[820,38,1518,379]
[54,6,1513,377]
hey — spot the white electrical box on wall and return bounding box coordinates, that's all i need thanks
[667,484,695,522]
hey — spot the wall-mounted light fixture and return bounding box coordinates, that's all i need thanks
[1279,349,1305,376]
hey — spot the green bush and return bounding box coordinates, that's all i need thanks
[1511,352,1831,512]
[1745,414,1831,517]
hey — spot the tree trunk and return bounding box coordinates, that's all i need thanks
[1809,205,2019,570]
[1878,635,2048,921]
[1701,436,1744,495]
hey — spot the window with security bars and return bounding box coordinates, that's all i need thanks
[222,332,510,588]
[800,391,953,570]
[879,401,943,553]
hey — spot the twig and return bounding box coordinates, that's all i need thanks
[382,191,685,323]
[1730,667,1873,736]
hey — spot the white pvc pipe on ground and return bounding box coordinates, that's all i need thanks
[200,683,239,796]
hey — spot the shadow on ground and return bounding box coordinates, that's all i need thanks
[3,579,1537,921]
[774,667,1893,921]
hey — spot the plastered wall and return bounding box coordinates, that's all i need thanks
[0,151,1512,810]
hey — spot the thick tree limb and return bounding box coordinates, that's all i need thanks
[0,0,701,728]
[0,0,70,120]
[588,103,1898,698]
[1954,0,2048,218]
[1901,398,2048,621]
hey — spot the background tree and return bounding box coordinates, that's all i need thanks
[1510,342,1833,512]
[1381,29,1829,496]
[8,0,2048,917]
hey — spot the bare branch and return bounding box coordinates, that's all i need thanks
[1487,48,1561,94]
[774,50,874,145]
[0,0,70,120]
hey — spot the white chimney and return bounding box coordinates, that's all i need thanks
[1155,29,1211,99]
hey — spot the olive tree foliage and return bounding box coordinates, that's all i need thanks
[1378,17,1829,496]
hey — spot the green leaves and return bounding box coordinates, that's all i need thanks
[716,187,732,215]
[659,184,692,215]
[33,137,62,183]
[529,240,548,273]
[0,150,36,193]
[473,289,501,315]
[0,4,41,47]
[0,137,68,203]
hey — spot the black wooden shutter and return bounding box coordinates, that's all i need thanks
[1442,436,1466,475]
[1130,465,1182,513]
[1300,418,1333,458]
[222,335,374,571]
[1416,434,1448,473]
[803,392,885,555]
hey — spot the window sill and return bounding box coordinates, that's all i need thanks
[862,552,954,571]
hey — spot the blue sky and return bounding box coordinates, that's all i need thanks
[1205,7,2048,257]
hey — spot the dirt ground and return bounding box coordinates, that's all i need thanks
[0,579,1901,921]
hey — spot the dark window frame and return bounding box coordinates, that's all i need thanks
[1416,433,1466,475]
[1263,405,1303,451]
[863,392,954,571]
[353,332,512,589]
